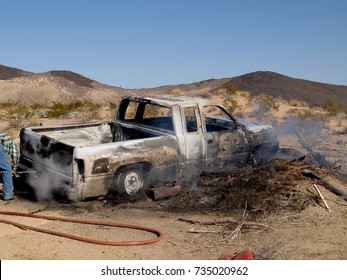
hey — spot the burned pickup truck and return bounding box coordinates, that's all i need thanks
[19,95,279,201]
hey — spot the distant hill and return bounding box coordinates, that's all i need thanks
[0,65,346,107]
[46,70,95,88]
[0,65,127,105]
[214,71,347,107]
[0,65,32,80]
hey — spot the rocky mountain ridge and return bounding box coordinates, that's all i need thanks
[1,64,346,107]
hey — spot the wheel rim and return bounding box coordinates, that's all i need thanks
[124,171,143,195]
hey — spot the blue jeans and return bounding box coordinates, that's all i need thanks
[0,144,13,200]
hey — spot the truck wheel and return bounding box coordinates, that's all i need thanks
[116,166,146,196]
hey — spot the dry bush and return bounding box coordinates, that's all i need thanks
[223,97,239,113]
[0,101,35,128]
[198,91,213,99]
[108,102,118,111]
[78,102,100,122]
[171,88,187,96]
[250,94,280,111]
[239,91,251,99]
[246,94,279,124]
[322,99,347,114]
[47,100,100,122]
[286,108,328,123]
[289,99,298,106]
[215,88,228,95]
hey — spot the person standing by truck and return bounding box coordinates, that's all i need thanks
[0,132,19,201]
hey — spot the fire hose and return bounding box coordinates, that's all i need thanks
[0,210,163,246]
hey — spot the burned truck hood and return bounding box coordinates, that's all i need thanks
[237,119,273,133]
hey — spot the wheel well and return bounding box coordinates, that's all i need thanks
[115,162,153,175]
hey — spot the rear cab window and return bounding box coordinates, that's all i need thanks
[120,100,174,132]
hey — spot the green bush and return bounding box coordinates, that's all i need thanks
[322,99,347,114]
[108,102,117,110]
[171,88,187,96]
[47,100,100,121]
[0,102,34,128]
[198,92,213,99]
[247,94,279,123]
[252,94,279,112]
[223,98,238,113]
[0,101,18,109]
[30,103,48,110]
[46,102,70,118]
[286,108,328,122]
[225,85,237,95]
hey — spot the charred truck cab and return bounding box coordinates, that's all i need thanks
[19,95,279,201]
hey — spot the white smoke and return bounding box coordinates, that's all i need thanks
[26,158,72,202]
[272,116,328,149]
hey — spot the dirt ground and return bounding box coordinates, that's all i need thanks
[0,115,347,260]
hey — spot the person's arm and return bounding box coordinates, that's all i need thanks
[10,139,19,172]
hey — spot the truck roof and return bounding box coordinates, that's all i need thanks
[124,94,217,107]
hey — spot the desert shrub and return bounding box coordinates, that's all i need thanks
[289,99,302,107]
[286,108,328,122]
[198,91,213,99]
[216,85,237,96]
[239,91,251,99]
[322,99,347,114]
[255,94,279,111]
[46,102,71,118]
[108,102,117,110]
[225,84,237,95]
[0,101,15,109]
[29,103,50,118]
[171,88,187,96]
[215,88,228,95]
[143,104,162,117]
[223,98,239,113]
[30,103,47,110]
[47,100,100,122]
[247,94,279,123]
[76,100,100,122]
[0,102,34,128]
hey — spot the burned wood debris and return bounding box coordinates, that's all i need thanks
[161,157,347,214]
[302,169,347,201]
[146,184,182,201]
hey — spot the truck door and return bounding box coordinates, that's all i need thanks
[201,105,251,172]
[179,106,205,178]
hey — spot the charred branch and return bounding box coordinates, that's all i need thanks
[303,169,347,201]
[292,128,333,168]
[146,185,182,201]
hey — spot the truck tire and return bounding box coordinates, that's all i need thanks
[116,165,147,196]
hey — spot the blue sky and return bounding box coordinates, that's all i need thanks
[1,0,347,88]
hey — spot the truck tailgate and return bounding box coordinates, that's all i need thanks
[20,127,74,176]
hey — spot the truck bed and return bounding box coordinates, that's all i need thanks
[29,122,165,147]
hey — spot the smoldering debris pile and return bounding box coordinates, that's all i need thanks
[164,158,346,214]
